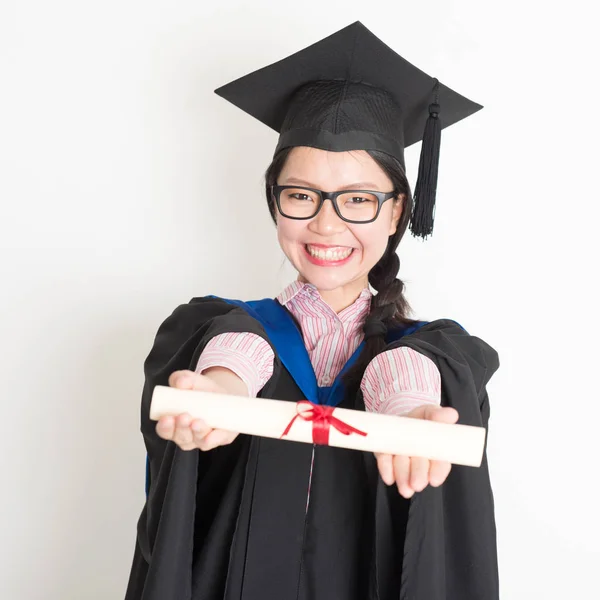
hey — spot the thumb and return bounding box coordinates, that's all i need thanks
[189,372,227,394]
[406,404,459,424]
[168,370,225,394]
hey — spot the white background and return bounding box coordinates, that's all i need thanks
[1,1,598,598]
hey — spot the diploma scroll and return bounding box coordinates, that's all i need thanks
[150,386,486,467]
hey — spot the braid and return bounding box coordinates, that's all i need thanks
[368,250,412,327]
[341,242,419,392]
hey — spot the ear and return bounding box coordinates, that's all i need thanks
[388,195,404,236]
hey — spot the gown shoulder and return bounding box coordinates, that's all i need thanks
[388,317,500,410]
[144,295,273,382]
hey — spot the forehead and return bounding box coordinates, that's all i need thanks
[278,146,391,190]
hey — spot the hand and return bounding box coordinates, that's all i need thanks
[374,404,459,498]
[155,370,239,451]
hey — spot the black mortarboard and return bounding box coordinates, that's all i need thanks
[214,21,482,239]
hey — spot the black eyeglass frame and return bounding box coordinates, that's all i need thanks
[270,185,397,224]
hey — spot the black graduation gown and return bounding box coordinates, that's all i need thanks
[125,296,500,600]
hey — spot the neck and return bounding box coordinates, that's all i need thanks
[297,275,370,313]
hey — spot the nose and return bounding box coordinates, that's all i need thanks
[308,198,347,235]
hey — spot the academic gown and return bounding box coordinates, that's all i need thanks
[125,296,500,600]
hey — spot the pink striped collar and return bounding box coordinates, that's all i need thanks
[277,280,372,319]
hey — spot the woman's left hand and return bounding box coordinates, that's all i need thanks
[374,405,459,498]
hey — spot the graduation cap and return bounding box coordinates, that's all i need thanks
[214,21,482,239]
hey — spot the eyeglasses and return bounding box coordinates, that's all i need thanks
[271,185,396,224]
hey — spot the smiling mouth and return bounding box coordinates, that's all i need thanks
[304,244,355,262]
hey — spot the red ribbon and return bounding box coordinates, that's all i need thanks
[280,400,368,445]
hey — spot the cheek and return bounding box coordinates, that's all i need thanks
[277,219,304,253]
[353,223,391,260]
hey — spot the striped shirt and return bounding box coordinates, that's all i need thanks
[196,281,441,415]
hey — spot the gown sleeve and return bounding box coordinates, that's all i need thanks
[360,346,441,415]
[195,332,275,397]
[126,296,281,600]
[367,318,501,600]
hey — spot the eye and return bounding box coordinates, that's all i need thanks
[289,193,312,201]
[348,196,374,204]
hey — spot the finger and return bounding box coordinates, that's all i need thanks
[375,453,394,485]
[393,455,414,498]
[199,429,238,452]
[190,418,212,445]
[407,404,459,424]
[429,460,452,487]
[156,415,175,440]
[173,413,196,450]
[409,456,430,492]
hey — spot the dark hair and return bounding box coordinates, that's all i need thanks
[264,147,420,393]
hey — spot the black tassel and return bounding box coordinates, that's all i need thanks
[410,79,442,240]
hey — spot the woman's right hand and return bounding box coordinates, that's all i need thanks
[156,369,239,451]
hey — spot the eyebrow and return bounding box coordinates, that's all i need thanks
[283,177,381,190]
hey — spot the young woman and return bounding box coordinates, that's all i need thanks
[126,22,500,600]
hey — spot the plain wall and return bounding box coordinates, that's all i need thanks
[1,1,598,598]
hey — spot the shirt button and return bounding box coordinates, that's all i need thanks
[322,376,331,385]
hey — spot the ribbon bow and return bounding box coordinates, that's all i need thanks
[280,400,368,445]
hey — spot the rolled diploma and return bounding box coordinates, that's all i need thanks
[150,385,486,467]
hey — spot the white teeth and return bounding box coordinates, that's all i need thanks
[306,245,353,261]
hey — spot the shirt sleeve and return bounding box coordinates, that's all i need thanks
[360,346,441,416]
[195,332,275,398]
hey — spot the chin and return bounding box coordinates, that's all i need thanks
[297,269,354,291]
